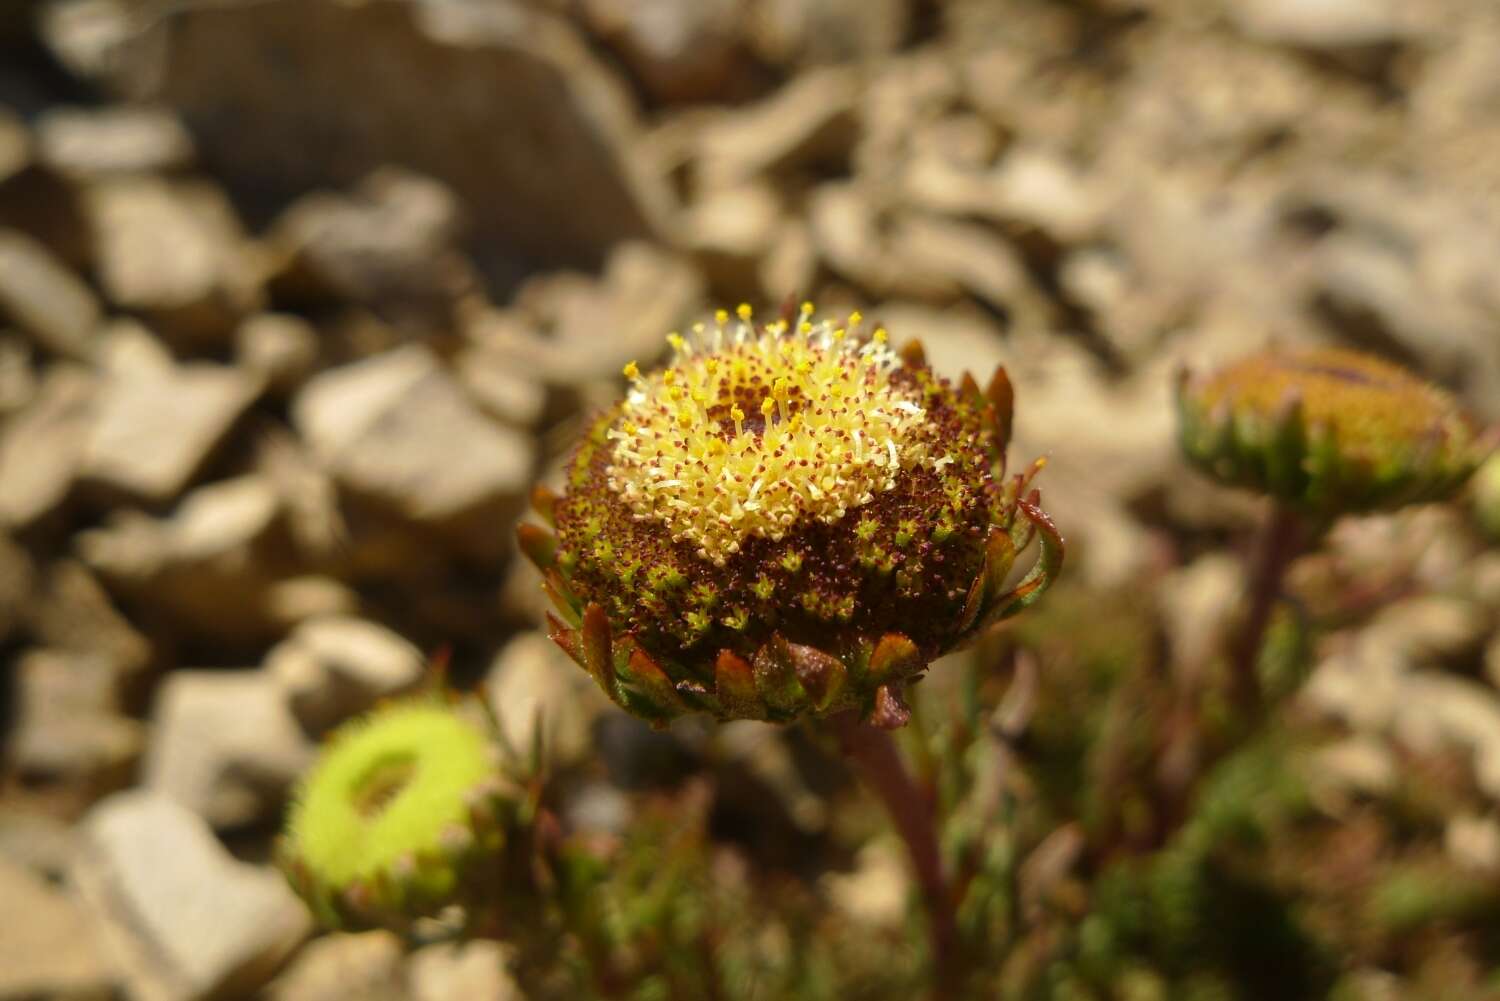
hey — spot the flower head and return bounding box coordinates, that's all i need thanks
[520,303,1062,728]
[278,696,517,931]
[1177,346,1487,518]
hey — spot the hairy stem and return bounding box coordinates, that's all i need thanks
[829,711,960,994]
[1228,502,1307,715]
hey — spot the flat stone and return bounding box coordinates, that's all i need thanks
[79,475,287,645]
[0,808,82,879]
[82,358,258,503]
[0,333,36,416]
[0,108,28,184]
[73,791,311,1001]
[6,648,143,790]
[37,105,194,176]
[0,365,94,526]
[24,560,153,678]
[235,313,320,394]
[453,345,548,429]
[1229,0,1413,50]
[143,671,313,828]
[108,0,666,269]
[583,0,750,105]
[409,941,523,1001]
[265,931,405,1001]
[0,228,102,361]
[267,615,426,733]
[485,631,601,766]
[86,177,256,347]
[293,345,534,525]
[0,858,116,1001]
[463,241,702,385]
[267,168,475,321]
[695,66,858,189]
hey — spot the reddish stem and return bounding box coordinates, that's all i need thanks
[1228,503,1307,715]
[829,711,960,994]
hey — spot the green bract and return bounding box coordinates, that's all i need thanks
[279,698,515,931]
[519,303,1063,729]
[1177,346,1486,518]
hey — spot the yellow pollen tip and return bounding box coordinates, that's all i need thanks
[874,327,888,344]
[715,309,729,325]
[849,311,863,327]
[603,303,931,558]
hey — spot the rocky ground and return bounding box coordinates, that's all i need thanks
[1,0,1499,999]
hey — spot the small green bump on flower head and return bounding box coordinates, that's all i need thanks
[753,575,776,601]
[780,551,804,574]
[279,697,513,931]
[1177,346,1487,517]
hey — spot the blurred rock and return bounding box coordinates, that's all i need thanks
[1227,0,1413,52]
[0,364,93,526]
[266,168,475,323]
[79,475,287,646]
[809,184,952,301]
[293,344,533,557]
[266,931,406,1001]
[24,560,152,679]
[408,941,523,1001]
[581,0,756,105]
[821,839,907,929]
[0,228,101,361]
[0,108,26,184]
[1445,815,1500,875]
[0,533,31,645]
[73,791,311,1001]
[86,176,257,348]
[1158,553,1243,678]
[143,671,312,829]
[1365,595,1489,668]
[267,616,425,734]
[111,0,665,269]
[696,66,858,190]
[82,354,258,503]
[256,430,346,563]
[1307,633,1500,801]
[37,0,135,85]
[682,182,782,297]
[0,858,116,1001]
[266,576,361,630]
[1310,736,1398,809]
[759,217,818,305]
[746,0,909,68]
[0,808,81,879]
[235,313,320,395]
[37,105,194,177]
[5,648,144,794]
[466,241,703,384]
[485,631,600,766]
[452,345,547,430]
[0,334,36,416]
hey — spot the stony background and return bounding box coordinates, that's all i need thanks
[0,0,1498,999]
